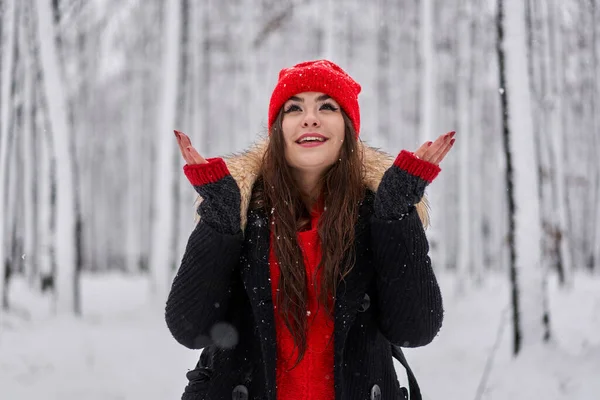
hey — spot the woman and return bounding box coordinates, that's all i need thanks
[166,60,454,400]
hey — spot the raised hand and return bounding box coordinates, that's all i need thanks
[414,131,456,166]
[174,130,208,165]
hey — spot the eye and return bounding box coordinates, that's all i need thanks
[283,104,302,113]
[320,103,339,111]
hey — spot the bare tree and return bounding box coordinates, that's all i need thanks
[0,0,18,326]
[35,0,77,314]
[497,0,551,354]
[593,0,600,271]
[149,0,182,301]
[527,0,573,285]
[456,0,474,286]
[418,0,449,272]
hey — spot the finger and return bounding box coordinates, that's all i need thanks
[430,138,455,165]
[423,131,454,162]
[434,138,456,164]
[187,146,208,164]
[421,135,446,162]
[181,132,193,148]
[429,139,451,163]
[414,141,432,159]
[427,131,452,154]
[175,131,193,164]
[175,135,191,163]
[179,133,206,163]
[175,131,186,153]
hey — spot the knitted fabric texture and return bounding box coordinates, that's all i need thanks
[268,60,362,137]
[374,151,440,220]
[269,199,335,400]
[184,158,241,235]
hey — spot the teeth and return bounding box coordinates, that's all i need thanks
[299,137,325,143]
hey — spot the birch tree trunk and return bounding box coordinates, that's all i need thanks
[456,0,473,288]
[468,0,485,282]
[545,0,573,282]
[434,0,460,270]
[149,0,181,301]
[377,0,390,142]
[171,0,189,277]
[37,101,53,294]
[592,0,600,271]
[579,1,597,271]
[125,64,144,274]
[0,0,17,327]
[528,0,557,285]
[497,0,551,354]
[35,0,77,314]
[418,0,447,270]
[419,0,434,147]
[323,0,335,60]
[548,35,572,286]
[21,1,37,286]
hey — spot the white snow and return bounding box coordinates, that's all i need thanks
[0,273,197,400]
[1,271,598,400]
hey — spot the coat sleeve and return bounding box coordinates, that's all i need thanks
[165,158,244,349]
[370,151,444,347]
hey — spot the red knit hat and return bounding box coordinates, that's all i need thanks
[268,60,362,137]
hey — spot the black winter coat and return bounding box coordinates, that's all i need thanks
[165,144,444,400]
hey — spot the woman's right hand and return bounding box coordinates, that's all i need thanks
[175,130,208,165]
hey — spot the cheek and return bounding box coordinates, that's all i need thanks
[328,120,346,159]
[281,118,296,143]
[332,116,346,142]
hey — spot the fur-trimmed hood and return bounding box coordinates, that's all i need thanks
[212,139,429,231]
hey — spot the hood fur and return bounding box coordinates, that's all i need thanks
[204,139,429,231]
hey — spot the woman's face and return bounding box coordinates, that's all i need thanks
[281,92,345,174]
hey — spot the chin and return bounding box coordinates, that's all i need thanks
[291,158,336,171]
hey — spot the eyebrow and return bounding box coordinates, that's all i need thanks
[288,94,331,102]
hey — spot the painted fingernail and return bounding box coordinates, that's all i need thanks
[450,138,455,145]
[427,141,433,146]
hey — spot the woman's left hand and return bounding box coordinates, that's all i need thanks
[414,131,456,165]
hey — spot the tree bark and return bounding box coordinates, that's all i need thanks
[0,0,18,324]
[35,0,77,314]
[22,0,40,287]
[497,0,551,354]
[149,0,182,301]
[456,0,473,288]
[377,0,390,143]
[592,0,600,271]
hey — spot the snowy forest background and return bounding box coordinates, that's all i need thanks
[1,0,599,399]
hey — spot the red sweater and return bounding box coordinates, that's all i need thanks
[268,197,335,400]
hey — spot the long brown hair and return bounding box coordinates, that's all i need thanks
[250,108,366,368]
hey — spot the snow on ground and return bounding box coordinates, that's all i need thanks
[403,272,600,400]
[0,273,197,400]
[1,271,599,400]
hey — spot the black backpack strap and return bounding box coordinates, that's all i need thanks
[391,345,422,400]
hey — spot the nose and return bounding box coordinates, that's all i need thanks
[302,112,320,128]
